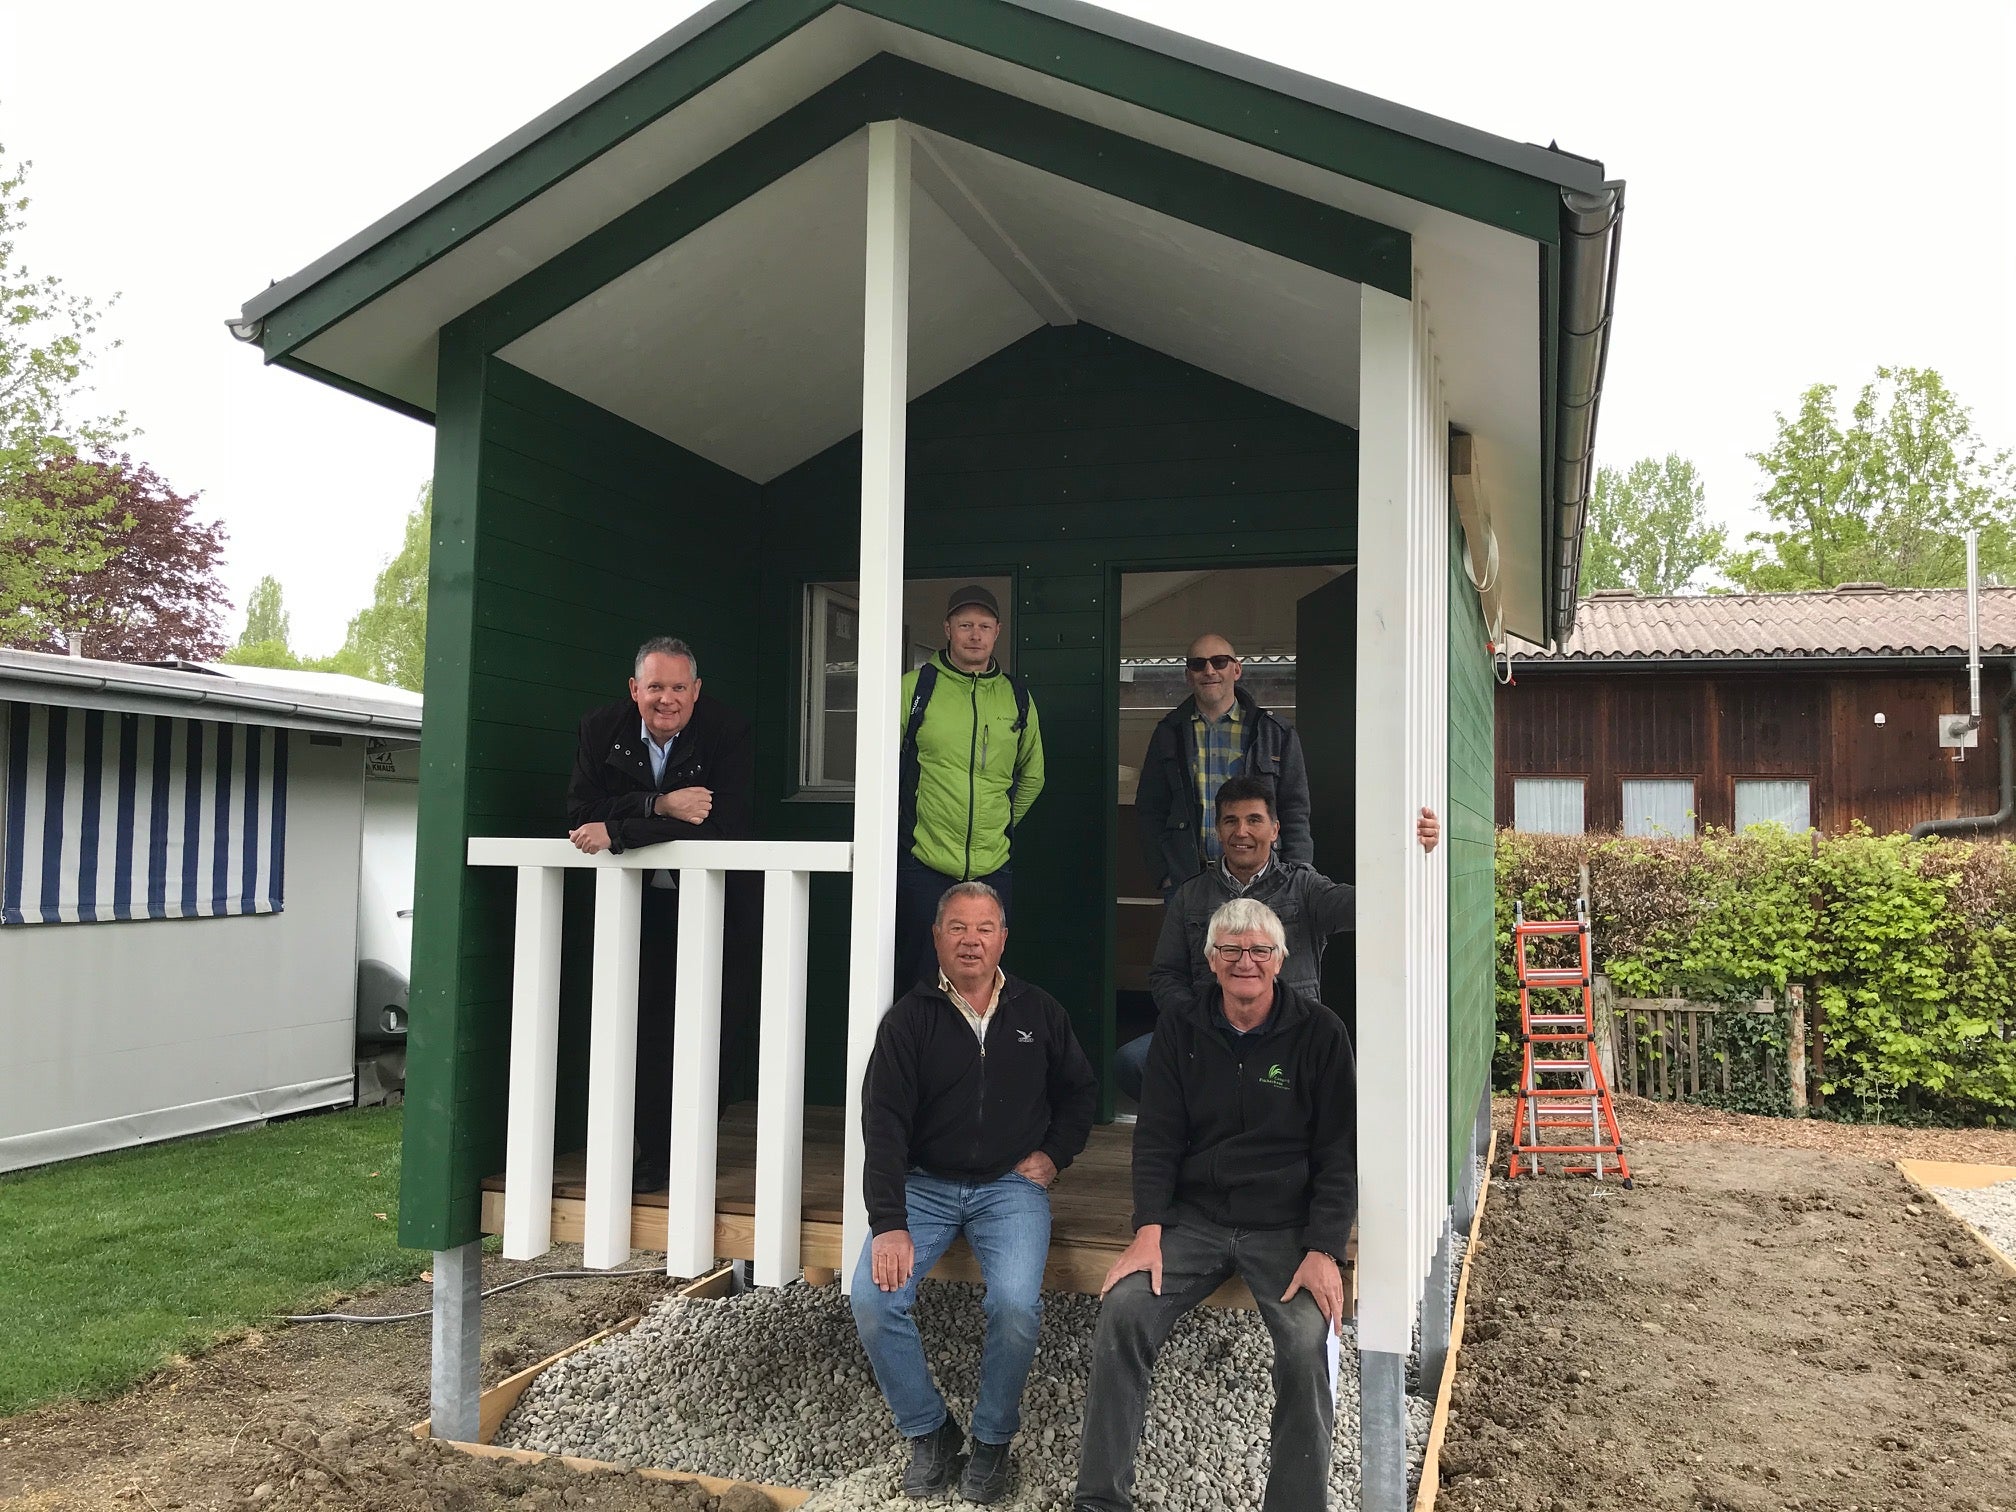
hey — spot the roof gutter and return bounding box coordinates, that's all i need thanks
[1912,663,2016,839]
[1551,180,1626,646]
[0,660,421,736]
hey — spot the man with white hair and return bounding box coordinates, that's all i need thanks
[1075,896,1354,1512]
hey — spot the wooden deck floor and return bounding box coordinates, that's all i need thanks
[480,1104,1310,1306]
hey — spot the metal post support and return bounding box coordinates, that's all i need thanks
[1453,1135,1479,1233]
[1418,1216,1454,1391]
[429,1240,483,1443]
[1359,1348,1409,1512]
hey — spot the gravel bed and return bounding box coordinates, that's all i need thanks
[1928,1176,2016,1261]
[498,1280,1434,1510]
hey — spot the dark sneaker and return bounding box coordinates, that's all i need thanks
[959,1437,1013,1503]
[631,1152,669,1193]
[902,1416,965,1498]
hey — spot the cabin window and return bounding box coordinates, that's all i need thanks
[1735,778,1812,833]
[802,585,860,788]
[1621,779,1695,837]
[800,576,1015,792]
[1513,777,1584,835]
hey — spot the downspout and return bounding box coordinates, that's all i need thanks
[1552,180,1626,645]
[1913,663,2016,838]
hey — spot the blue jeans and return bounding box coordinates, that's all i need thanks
[850,1169,1051,1445]
[1114,1033,1153,1103]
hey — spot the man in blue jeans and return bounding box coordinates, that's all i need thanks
[853,881,1096,1502]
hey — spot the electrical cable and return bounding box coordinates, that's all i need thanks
[274,1266,666,1324]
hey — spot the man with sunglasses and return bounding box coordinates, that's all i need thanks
[1135,634,1311,897]
[1074,896,1353,1512]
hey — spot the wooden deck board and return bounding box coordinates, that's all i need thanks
[479,1104,1362,1309]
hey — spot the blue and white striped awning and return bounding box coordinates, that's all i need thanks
[3,703,289,925]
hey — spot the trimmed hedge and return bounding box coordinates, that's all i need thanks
[1495,827,2016,1123]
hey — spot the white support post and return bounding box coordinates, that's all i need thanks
[843,119,912,1278]
[1356,279,1453,1512]
[664,868,727,1277]
[502,865,565,1260]
[754,869,812,1286]
[582,866,644,1269]
[1356,282,1424,1362]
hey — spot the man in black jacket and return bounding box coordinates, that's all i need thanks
[1075,897,1354,1512]
[1134,634,1311,894]
[565,636,755,1190]
[853,882,1096,1503]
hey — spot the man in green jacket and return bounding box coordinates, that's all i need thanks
[895,585,1045,987]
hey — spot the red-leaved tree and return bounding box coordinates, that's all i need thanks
[3,452,230,661]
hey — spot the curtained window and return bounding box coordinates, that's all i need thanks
[1622,779,1695,837]
[1735,778,1812,833]
[3,704,289,926]
[1513,777,1584,835]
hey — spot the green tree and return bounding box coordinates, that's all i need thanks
[0,150,133,632]
[221,574,298,669]
[1725,367,2016,590]
[1579,453,1726,596]
[333,483,429,691]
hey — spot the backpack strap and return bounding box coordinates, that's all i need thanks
[897,661,939,860]
[901,661,939,754]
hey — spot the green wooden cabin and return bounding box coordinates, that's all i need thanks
[231,3,1621,1503]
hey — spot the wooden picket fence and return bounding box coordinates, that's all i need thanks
[1594,976,1817,1112]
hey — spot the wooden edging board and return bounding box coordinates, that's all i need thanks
[1896,1159,2016,1280]
[1414,1131,1498,1512]
[412,1264,811,1508]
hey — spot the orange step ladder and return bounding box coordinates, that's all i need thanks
[1506,897,1632,1185]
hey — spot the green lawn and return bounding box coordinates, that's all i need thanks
[0,1105,427,1416]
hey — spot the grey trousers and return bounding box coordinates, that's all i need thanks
[1074,1212,1339,1512]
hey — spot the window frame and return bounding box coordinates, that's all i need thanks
[800,583,861,793]
[1619,775,1697,838]
[1512,775,1587,836]
[1732,774,1815,834]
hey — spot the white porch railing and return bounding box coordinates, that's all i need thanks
[465,837,852,1285]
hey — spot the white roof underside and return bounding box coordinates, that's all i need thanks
[286,5,1547,631]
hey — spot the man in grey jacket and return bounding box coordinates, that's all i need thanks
[1115,773,1438,1098]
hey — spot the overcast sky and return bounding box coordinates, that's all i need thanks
[4,1,2011,653]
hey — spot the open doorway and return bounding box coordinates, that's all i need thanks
[1113,564,1357,1114]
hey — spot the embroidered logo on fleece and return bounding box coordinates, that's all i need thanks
[1258,1062,1291,1090]
[1016,1029,1035,1044]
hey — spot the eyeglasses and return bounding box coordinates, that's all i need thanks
[1186,654,1237,672]
[1210,943,1279,962]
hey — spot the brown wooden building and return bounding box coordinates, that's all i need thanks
[1496,585,2016,837]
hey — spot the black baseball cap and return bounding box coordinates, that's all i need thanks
[945,585,1000,619]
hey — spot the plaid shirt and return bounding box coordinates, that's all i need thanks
[1190,703,1247,862]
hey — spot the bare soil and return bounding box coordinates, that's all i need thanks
[13,1106,2016,1511]
[1438,1127,2016,1512]
[0,1249,770,1512]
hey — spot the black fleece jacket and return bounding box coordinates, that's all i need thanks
[564,693,753,851]
[1130,981,1356,1258]
[861,975,1097,1235]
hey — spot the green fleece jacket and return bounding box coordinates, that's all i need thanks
[900,651,1045,879]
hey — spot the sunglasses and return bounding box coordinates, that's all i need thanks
[1186,654,1237,672]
